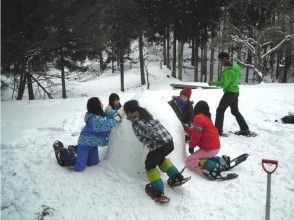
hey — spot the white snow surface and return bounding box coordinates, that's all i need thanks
[1,66,294,220]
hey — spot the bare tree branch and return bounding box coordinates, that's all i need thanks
[30,75,53,99]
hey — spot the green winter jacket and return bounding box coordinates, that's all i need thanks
[212,62,241,93]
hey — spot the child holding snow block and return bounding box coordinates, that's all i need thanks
[185,100,230,179]
[124,100,186,199]
[105,93,122,111]
[53,97,121,171]
[105,93,124,122]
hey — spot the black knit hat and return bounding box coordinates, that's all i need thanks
[218,52,230,59]
[194,100,211,118]
[124,100,139,113]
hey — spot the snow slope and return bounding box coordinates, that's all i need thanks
[1,67,294,220]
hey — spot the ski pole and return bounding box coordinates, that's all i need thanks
[262,159,278,220]
[180,166,186,174]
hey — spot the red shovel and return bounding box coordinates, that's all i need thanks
[262,159,278,220]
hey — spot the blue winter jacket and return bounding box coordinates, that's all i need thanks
[77,112,116,148]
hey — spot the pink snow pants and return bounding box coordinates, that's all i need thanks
[186,148,220,170]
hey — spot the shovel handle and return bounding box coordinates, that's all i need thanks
[262,159,278,174]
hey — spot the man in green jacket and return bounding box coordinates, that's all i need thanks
[209,52,250,136]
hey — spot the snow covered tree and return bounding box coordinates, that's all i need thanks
[222,0,294,82]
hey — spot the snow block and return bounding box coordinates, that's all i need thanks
[108,92,186,178]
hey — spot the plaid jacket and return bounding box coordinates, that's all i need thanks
[131,117,173,151]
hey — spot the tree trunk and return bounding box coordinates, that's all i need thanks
[245,50,252,83]
[99,51,103,73]
[61,61,66,99]
[191,38,195,66]
[172,31,177,78]
[263,46,268,71]
[194,35,199,82]
[16,70,27,100]
[27,71,34,100]
[139,34,145,85]
[203,43,208,82]
[200,43,204,82]
[209,43,215,82]
[269,44,275,77]
[178,40,184,81]
[217,25,222,80]
[119,53,125,92]
[166,25,171,69]
[275,52,281,80]
[111,47,115,73]
[163,36,166,65]
[112,59,115,73]
[283,13,293,83]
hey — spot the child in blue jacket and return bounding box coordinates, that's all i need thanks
[53,97,120,171]
[105,93,124,121]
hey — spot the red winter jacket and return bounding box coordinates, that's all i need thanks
[185,113,220,151]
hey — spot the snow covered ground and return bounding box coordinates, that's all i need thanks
[1,65,294,220]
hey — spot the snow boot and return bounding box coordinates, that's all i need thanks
[234,129,251,136]
[68,145,77,155]
[200,159,222,179]
[53,140,65,166]
[145,184,170,204]
[219,155,230,171]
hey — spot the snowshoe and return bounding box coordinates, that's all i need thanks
[233,130,257,137]
[53,140,65,166]
[167,175,191,187]
[219,155,231,171]
[223,153,249,171]
[203,171,238,180]
[202,166,238,180]
[145,184,170,204]
[220,132,230,137]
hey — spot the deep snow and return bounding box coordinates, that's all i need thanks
[1,65,294,220]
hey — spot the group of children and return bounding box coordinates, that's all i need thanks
[53,52,252,200]
[53,89,233,199]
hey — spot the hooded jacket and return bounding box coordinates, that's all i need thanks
[78,112,116,147]
[168,96,193,126]
[185,113,220,151]
[212,62,241,93]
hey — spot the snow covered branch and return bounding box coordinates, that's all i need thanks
[231,35,256,54]
[234,58,263,79]
[261,34,294,59]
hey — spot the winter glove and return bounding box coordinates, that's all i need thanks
[188,147,194,154]
[115,107,125,118]
[183,124,189,130]
[114,115,122,122]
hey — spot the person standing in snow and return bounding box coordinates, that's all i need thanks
[209,52,251,136]
[185,100,230,178]
[124,100,185,198]
[53,97,122,171]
